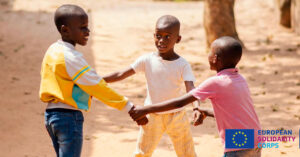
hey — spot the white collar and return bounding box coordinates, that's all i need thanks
[57,39,75,50]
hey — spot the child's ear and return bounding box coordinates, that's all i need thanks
[212,54,218,64]
[176,35,181,43]
[61,25,69,35]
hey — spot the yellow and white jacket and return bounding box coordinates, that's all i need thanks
[39,40,129,111]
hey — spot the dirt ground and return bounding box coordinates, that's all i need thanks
[0,0,299,156]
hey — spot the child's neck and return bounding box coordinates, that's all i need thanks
[158,51,179,61]
[62,37,76,47]
[216,66,236,73]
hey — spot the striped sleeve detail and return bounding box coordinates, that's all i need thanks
[72,65,91,82]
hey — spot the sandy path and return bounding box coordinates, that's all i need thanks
[0,0,299,157]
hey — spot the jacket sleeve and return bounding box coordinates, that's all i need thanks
[65,52,128,110]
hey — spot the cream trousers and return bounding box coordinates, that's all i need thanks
[134,110,197,157]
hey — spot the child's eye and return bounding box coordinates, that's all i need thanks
[81,27,88,31]
[156,35,161,38]
[165,35,170,39]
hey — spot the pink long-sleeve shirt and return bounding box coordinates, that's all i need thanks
[190,68,261,152]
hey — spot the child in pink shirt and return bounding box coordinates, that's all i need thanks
[130,36,262,157]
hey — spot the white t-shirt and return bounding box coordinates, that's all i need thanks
[131,52,196,114]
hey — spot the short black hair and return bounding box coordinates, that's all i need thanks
[54,4,87,32]
[212,36,242,68]
[156,15,180,34]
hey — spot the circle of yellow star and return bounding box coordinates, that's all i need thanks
[232,131,248,147]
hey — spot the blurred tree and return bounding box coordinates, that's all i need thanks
[203,0,242,49]
[275,0,291,28]
[275,0,300,35]
[291,0,300,35]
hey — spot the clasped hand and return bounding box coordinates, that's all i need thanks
[129,106,209,126]
[129,106,149,125]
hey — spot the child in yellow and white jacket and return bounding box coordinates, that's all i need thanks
[40,39,131,111]
[40,4,147,157]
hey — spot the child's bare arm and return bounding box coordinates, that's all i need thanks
[103,67,135,83]
[184,81,195,92]
[129,93,197,121]
[184,81,200,108]
[199,108,214,117]
[185,81,206,125]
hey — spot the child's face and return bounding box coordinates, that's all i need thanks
[66,15,90,46]
[154,26,180,53]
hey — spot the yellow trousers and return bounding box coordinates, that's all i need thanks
[134,110,197,157]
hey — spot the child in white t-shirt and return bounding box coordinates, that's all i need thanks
[103,15,203,157]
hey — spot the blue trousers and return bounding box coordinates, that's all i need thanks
[45,109,84,157]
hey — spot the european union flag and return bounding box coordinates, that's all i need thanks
[225,129,254,149]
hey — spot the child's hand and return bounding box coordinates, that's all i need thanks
[129,106,148,125]
[129,106,148,121]
[192,109,207,126]
[135,117,149,125]
[200,108,215,118]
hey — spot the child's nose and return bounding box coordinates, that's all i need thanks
[84,28,90,36]
[159,37,166,43]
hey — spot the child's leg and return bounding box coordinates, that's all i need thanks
[134,114,165,157]
[223,148,261,157]
[45,109,84,157]
[45,111,59,156]
[165,111,197,157]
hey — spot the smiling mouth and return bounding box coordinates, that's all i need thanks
[158,45,167,49]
